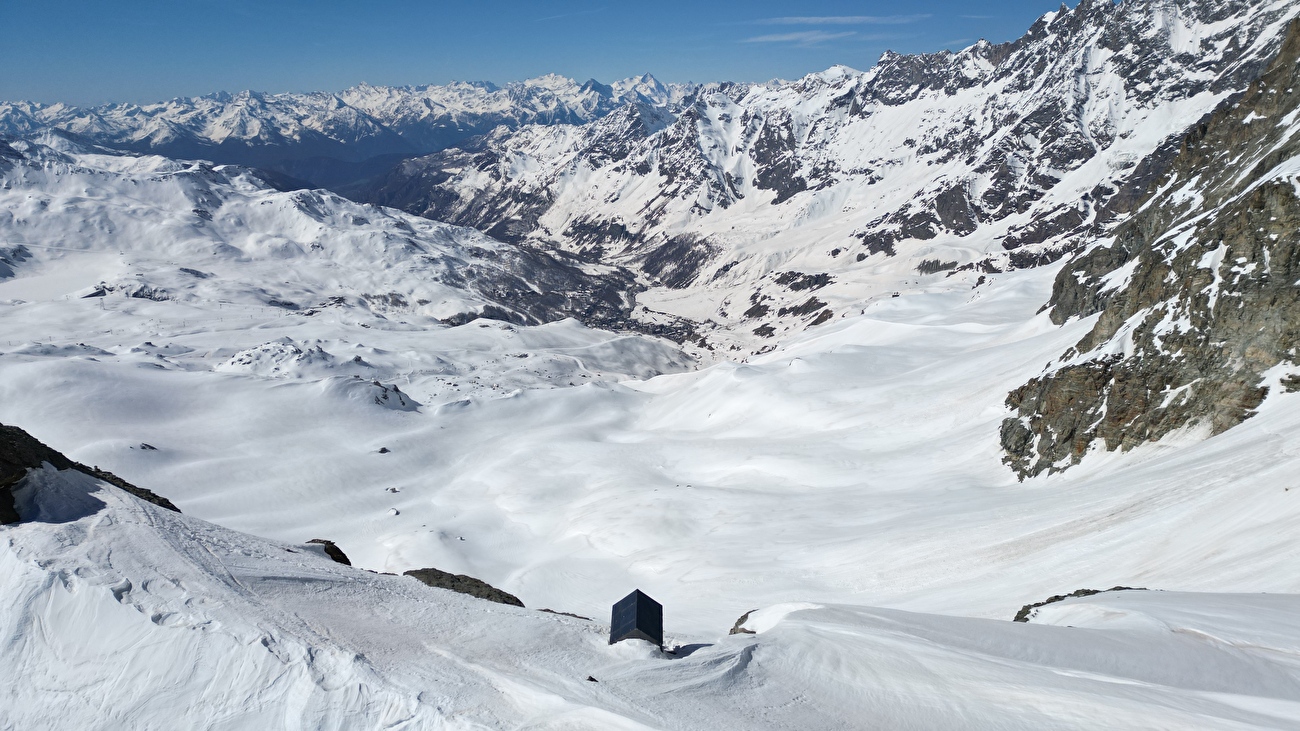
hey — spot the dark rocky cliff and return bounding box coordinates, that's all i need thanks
[1002,19,1300,478]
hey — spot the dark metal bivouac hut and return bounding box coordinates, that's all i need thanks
[609,589,663,648]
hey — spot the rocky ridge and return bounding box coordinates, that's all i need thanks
[1002,16,1300,478]
[0,422,179,523]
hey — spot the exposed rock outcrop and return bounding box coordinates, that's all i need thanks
[404,567,524,607]
[1013,587,1146,623]
[729,609,758,635]
[0,423,180,523]
[1003,19,1300,478]
[306,539,351,566]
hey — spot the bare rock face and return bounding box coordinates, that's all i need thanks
[1002,19,1300,478]
[1013,587,1146,623]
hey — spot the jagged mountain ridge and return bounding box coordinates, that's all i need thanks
[360,0,1300,356]
[0,74,692,188]
[1002,15,1300,477]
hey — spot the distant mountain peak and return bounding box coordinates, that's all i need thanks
[0,73,699,188]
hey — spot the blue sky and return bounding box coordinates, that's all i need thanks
[1,0,1067,105]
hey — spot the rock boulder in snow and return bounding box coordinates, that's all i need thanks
[404,567,524,607]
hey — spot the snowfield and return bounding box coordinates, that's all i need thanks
[7,465,1300,729]
[6,247,1300,635]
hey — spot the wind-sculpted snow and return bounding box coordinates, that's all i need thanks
[361,0,1300,357]
[0,74,693,188]
[4,449,1300,728]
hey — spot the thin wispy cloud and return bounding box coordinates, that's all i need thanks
[535,7,605,22]
[755,15,930,26]
[742,30,857,46]
[858,33,914,42]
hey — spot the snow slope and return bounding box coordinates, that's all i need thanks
[0,133,664,331]
[1,134,1298,637]
[5,220,1300,644]
[6,461,1300,729]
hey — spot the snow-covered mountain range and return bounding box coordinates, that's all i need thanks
[6,0,1300,727]
[0,73,691,188]
[1004,15,1300,477]
[361,0,1300,355]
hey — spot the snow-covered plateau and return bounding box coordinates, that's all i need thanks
[5,0,1300,728]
